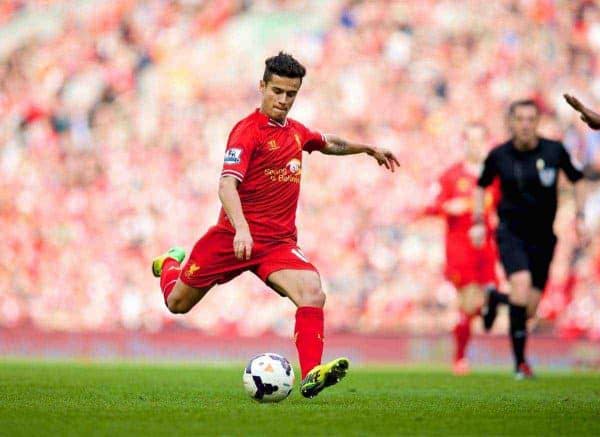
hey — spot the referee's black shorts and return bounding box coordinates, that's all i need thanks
[496,224,557,291]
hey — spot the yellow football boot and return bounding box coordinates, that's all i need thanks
[151,247,186,277]
[300,357,350,398]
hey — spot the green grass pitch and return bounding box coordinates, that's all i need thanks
[0,361,599,436]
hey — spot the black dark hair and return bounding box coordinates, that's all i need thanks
[263,52,306,83]
[508,99,540,117]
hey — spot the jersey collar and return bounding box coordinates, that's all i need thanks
[510,137,540,153]
[255,109,288,128]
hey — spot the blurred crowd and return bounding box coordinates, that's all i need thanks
[2,0,600,339]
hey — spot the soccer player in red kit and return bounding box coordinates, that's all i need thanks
[425,123,503,375]
[151,52,399,398]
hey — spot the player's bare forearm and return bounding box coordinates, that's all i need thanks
[321,134,400,172]
[218,176,249,231]
[321,135,372,155]
[472,187,486,222]
[469,187,487,247]
[219,176,253,260]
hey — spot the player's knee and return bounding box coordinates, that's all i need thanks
[462,301,480,317]
[460,285,483,316]
[299,283,326,308]
[166,296,191,314]
[509,272,531,305]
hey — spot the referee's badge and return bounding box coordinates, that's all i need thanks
[537,159,556,186]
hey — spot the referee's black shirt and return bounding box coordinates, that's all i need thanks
[478,137,583,236]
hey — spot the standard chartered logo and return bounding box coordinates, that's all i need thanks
[264,166,301,183]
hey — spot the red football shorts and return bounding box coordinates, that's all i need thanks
[179,226,318,292]
[445,242,497,289]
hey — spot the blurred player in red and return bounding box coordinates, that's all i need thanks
[425,123,505,375]
[151,52,399,398]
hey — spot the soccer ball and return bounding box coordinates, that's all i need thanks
[243,353,295,403]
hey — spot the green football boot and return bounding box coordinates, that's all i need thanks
[300,357,350,398]
[151,247,186,277]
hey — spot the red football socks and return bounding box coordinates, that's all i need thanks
[454,311,472,361]
[294,306,324,378]
[160,258,181,305]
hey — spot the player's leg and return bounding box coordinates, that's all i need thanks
[453,284,484,374]
[481,284,509,331]
[514,236,556,378]
[507,270,532,377]
[166,281,212,314]
[267,269,325,376]
[508,274,541,380]
[514,287,540,380]
[152,246,213,313]
[478,247,508,331]
[267,269,326,308]
[496,227,532,376]
[153,227,247,314]
[526,235,556,318]
[266,268,348,398]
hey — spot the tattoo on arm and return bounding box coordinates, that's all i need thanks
[327,137,348,154]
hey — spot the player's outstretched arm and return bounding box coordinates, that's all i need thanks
[321,134,400,172]
[564,94,600,130]
[218,176,253,260]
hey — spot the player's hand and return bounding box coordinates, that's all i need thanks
[234,226,253,260]
[469,223,486,248]
[442,197,471,216]
[369,147,400,172]
[564,94,600,130]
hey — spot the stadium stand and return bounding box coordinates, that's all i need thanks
[1,0,600,340]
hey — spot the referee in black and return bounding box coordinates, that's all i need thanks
[470,99,587,379]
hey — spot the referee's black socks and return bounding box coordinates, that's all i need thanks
[509,303,527,368]
[482,287,509,331]
[490,288,509,305]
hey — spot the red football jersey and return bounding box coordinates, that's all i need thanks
[428,161,498,259]
[218,109,326,241]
